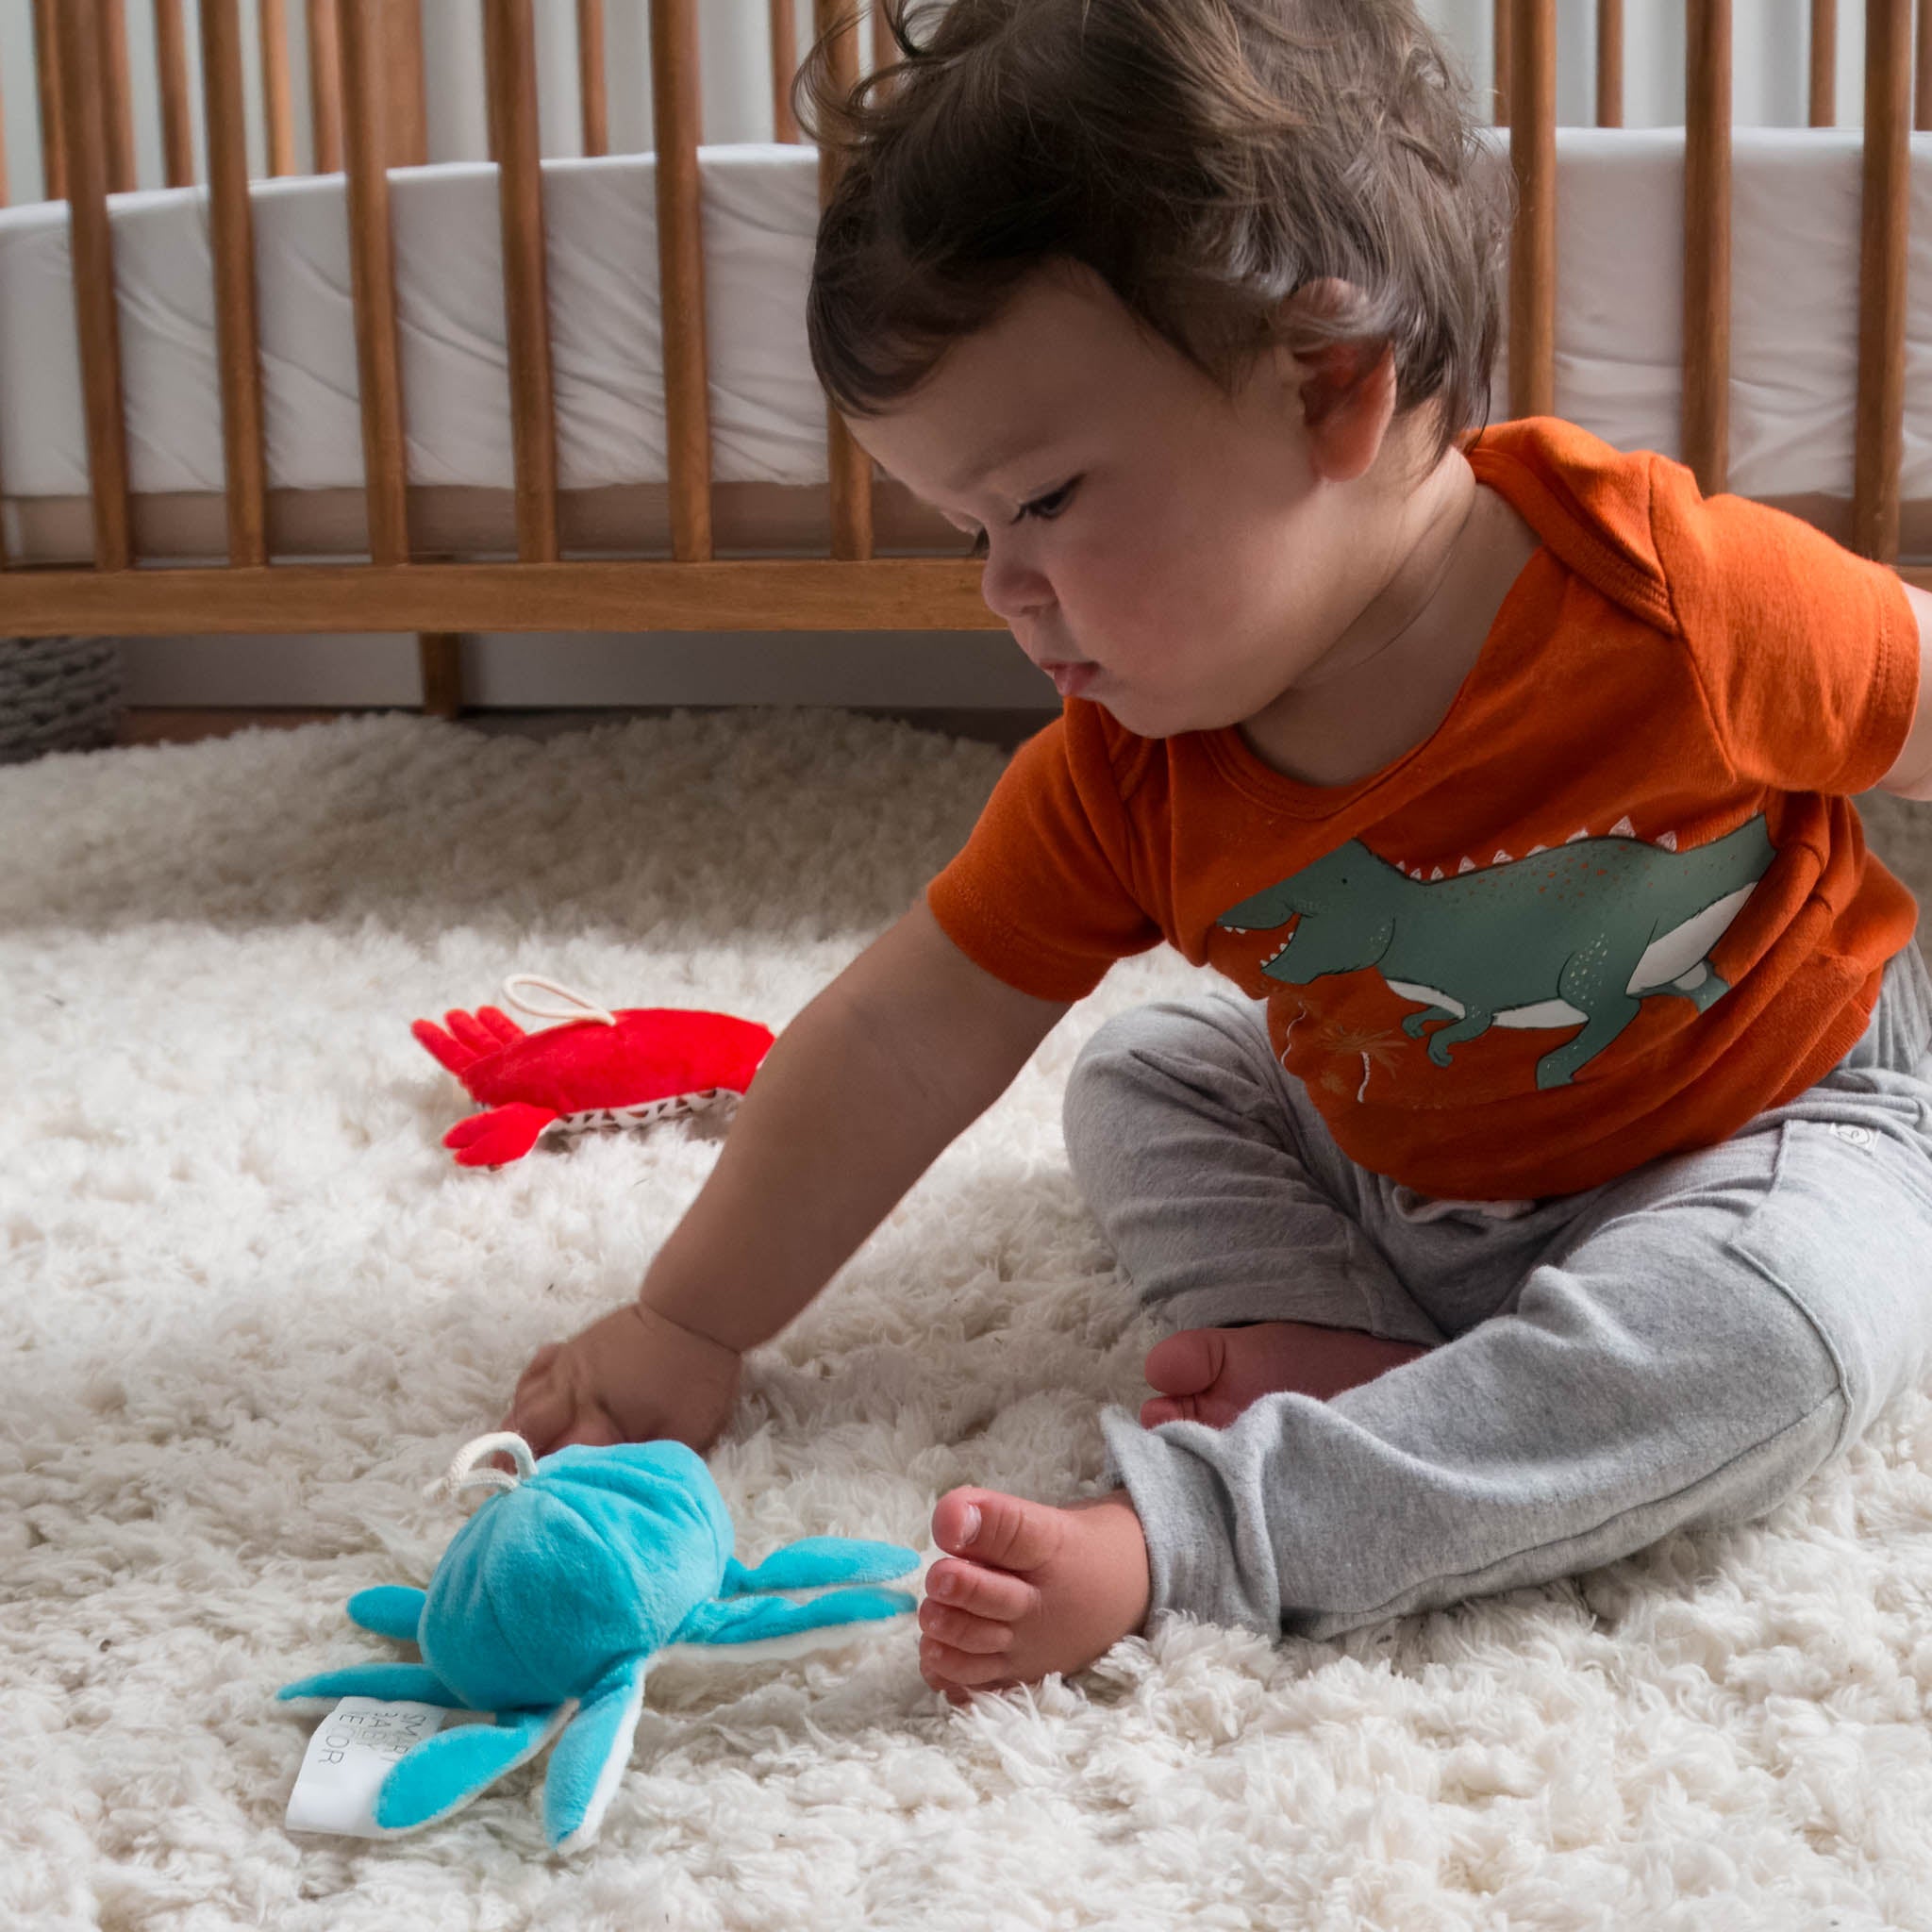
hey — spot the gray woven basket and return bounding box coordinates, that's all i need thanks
[0,636,124,763]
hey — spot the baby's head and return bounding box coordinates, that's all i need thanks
[801,0,1510,738]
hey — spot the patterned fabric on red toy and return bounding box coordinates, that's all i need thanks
[412,976,775,1167]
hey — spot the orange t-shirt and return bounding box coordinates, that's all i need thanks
[925,416,1923,1200]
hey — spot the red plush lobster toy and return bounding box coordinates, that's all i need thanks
[412,975,776,1168]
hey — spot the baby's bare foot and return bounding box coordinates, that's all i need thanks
[918,1487,1151,1704]
[1141,1321,1431,1428]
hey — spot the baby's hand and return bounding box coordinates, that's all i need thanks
[499,1300,743,1457]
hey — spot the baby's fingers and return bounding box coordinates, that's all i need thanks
[498,1344,568,1458]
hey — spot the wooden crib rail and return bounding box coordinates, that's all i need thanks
[262,0,299,176]
[1857,0,1915,562]
[815,0,876,563]
[652,0,714,564]
[54,0,133,574]
[339,0,409,570]
[28,0,65,204]
[578,0,609,157]
[308,0,345,173]
[484,0,561,565]
[1814,0,1840,125]
[1683,0,1731,496]
[204,0,271,568]
[100,0,139,194]
[1505,0,1556,419]
[154,0,196,187]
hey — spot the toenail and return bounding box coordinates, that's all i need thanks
[958,1503,981,1545]
[930,1571,957,1600]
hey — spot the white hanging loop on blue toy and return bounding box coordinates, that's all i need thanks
[501,975,617,1027]
[424,1431,538,1505]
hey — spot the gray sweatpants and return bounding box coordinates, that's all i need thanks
[1074,942,1932,1642]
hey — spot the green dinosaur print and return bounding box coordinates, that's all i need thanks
[1216,818,1775,1091]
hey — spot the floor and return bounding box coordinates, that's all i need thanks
[114,706,1058,754]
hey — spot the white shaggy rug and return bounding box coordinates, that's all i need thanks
[6,707,1932,1932]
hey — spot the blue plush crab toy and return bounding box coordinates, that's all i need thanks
[276,1431,919,1850]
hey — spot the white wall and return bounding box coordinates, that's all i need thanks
[0,1,1892,708]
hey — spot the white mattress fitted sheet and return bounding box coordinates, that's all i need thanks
[0,130,1927,511]
[0,145,831,498]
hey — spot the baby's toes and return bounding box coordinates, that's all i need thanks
[919,1634,1016,1691]
[925,1557,1038,1624]
[918,1597,1011,1654]
[1142,1327,1223,1397]
[1141,1391,1214,1428]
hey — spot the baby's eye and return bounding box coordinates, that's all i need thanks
[1018,479,1078,523]
[964,478,1080,560]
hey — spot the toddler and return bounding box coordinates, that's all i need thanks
[506,0,1932,1702]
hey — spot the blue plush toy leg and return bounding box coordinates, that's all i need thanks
[277,1662,467,1706]
[681,1584,915,1647]
[347,1585,428,1643]
[721,1538,920,1594]
[374,1704,573,1835]
[544,1657,648,1854]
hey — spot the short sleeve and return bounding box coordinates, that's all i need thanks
[924,713,1163,1002]
[1653,475,1921,797]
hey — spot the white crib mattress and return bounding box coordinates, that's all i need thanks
[0,131,1928,563]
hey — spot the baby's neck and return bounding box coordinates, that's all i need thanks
[1240,467,1541,790]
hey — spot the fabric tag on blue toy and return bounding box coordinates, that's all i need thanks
[285,1697,452,1837]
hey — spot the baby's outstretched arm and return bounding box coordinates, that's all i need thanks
[503,899,1072,1455]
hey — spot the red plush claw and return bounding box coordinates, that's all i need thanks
[443,1102,559,1167]
[412,1007,526,1087]
[412,980,777,1168]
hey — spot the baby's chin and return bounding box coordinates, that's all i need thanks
[1080,689,1244,741]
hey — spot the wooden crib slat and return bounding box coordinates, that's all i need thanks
[1493,0,1511,125]
[578,0,609,157]
[1853,0,1912,561]
[1597,0,1624,127]
[154,0,197,187]
[339,0,409,564]
[1917,0,1931,130]
[1507,0,1557,419]
[202,0,270,567]
[31,0,66,205]
[813,0,874,559]
[771,0,800,143]
[55,0,133,569]
[307,0,345,173]
[1810,0,1838,125]
[385,0,429,169]
[99,0,138,193]
[651,0,715,562]
[483,0,560,564]
[260,0,298,177]
[1683,0,1732,495]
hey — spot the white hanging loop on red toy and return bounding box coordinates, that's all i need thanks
[501,975,618,1028]
[424,1431,538,1505]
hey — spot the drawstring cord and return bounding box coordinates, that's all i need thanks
[500,975,617,1027]
[424,1430,537,1505]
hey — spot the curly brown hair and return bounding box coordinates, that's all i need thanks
[798,0,1510,464]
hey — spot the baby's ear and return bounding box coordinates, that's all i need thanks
[1274,280,1397,483]
[1296,339,1397,482]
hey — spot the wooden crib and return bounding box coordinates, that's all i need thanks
[0,0,1927,720]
